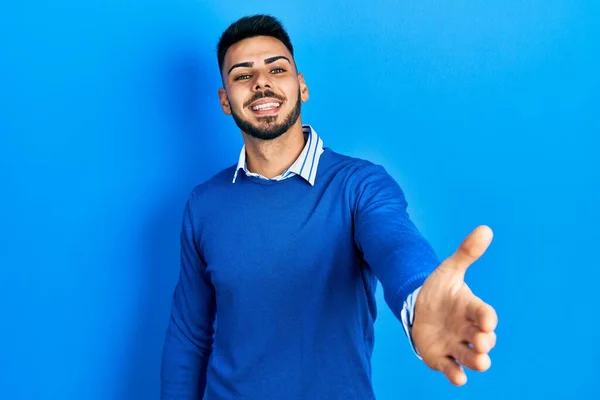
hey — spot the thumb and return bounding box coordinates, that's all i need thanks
[447,225,494,271]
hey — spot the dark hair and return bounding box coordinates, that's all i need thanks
[217,14,295,75]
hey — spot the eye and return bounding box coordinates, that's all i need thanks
[234,74,251,81]
[271,68,286,74]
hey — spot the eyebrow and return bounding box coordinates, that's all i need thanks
[227,55,292,75]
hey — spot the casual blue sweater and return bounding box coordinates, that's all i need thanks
[160,148,440,399]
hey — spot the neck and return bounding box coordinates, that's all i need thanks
[243,119,305,179]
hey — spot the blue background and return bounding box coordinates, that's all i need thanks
[1,1,598,399]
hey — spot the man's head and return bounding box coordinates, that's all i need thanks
[216,15,309,141]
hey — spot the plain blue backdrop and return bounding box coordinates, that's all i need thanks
[1,1,598,399]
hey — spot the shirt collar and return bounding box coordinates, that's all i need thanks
[232,124,324,186]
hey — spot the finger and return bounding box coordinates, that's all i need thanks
[438,356,467,386]
[467,297,498,332]
[463,326,497,353]
[485,332,497,351]
[447,225,494,271]
[452,343,491,372]
[471,332,497,354]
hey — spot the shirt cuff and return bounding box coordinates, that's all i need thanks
[400,285,423,360]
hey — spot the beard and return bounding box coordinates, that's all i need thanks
[230,89,302,141]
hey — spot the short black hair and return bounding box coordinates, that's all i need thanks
[217,14,295,75]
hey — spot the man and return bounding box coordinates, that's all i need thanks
[160,14,498,400]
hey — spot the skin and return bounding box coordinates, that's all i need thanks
[218,35,309,178]
[217,36,498,386]
[412,225,498,386]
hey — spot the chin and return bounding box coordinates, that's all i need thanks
[255,115,279,124]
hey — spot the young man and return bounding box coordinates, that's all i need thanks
[160,14,498,400]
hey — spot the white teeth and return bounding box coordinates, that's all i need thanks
[252,102,281,111]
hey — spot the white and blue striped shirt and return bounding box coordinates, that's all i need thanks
[233,125,325,185]
[233,124,423,358]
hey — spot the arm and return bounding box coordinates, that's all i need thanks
[161,195,216,399]
[352,163,439,343]
[352,163,498,385]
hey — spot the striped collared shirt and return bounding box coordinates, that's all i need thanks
[232,125,324,185]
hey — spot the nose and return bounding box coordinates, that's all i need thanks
[252,70,272,91]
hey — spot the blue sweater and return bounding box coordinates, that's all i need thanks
[161,148,440,399]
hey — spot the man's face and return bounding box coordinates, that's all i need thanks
[218,36,309,141]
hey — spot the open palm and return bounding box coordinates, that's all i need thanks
[412,225,498,386]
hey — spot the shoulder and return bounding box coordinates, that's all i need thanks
[321,148,392,182]
[320,148,405,210]
[186,163,237,205]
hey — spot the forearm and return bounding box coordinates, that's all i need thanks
[160,295,213,399]
[360,225,437,316]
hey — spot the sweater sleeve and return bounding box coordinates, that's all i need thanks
[352,163,440,321]
[160,194,216,399]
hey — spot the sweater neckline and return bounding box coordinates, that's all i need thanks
[240,172,304,186]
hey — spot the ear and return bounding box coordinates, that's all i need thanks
[298,73,309,102]
[218,87,232,115]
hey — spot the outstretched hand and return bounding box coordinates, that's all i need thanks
[412,225,498,386]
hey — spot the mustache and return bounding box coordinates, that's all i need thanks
[244,90,286,108]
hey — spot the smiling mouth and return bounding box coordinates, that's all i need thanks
[250,101,282,114]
